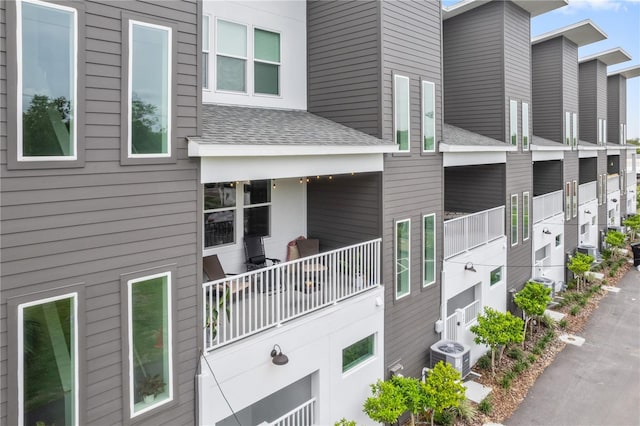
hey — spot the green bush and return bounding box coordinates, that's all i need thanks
[545,330,555,340]
[541,313,556,329]
[433,408,456,426]
[506,347,524,361]
[578,298,587,307]
[476,354,491,370]
[532,346,542,356]
[448,399,477,423]
[527,354,537,364]
[559,319,568,329]
[478,396,493,415]
[500,375,513,389]
[334,419,356,426]
[570,305,580,316]
[609,269,616,278]
[513,360,529,374]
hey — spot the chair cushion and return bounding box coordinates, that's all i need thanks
[249,255,266,265]
[297,239,320,258]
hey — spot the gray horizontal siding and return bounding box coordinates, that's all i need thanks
[443,1,504,141]
[562,39,579,121]
[607,75,626,144]
[579,60,598,144]
[579,157,597,184]
[445,164,506,212]
[0,1,199,425]
[532,38,563,143]
[533,160,563,196]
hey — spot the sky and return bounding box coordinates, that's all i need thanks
[443,0,640,140]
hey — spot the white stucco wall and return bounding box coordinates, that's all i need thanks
[578,199,599,248]
[607,189,622,227]
[532,213,565,288]
[198,287,385,426]
[202,0,307,110]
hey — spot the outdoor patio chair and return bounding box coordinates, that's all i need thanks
[296,238,320,258]
[203,254,249,296]
[244,236,281,271]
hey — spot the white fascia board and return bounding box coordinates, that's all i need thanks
[579,48,632,66]
[189,141,398,157]
[608,65,640,79]
[443,151,507,167]
[530,144,571,151]
[439,143,517,153]
[443,0,567,20]
[532,150,564,162]
[577,144,604,151]
[531,19,607,47]
[578,149,598,158]
[606,145,624,154]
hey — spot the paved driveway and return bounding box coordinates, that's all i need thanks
[507,267,640,426]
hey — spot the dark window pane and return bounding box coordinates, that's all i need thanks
[254,62,279,95]
[205,211,235,248]
[217,56,245,92]
[244,206,269,237]
[243,180,270,205]
[342,335,374,372]
[204,183,236,210]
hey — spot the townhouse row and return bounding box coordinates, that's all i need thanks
[0,0,637,425]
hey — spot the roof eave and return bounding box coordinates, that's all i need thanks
[188,140,399,157]
[531,19,607,47]
[439,143,517,153]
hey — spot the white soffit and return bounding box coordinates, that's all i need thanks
[443,151,507,167]
[443,0,567,20]
[578,149,598,158]
[532,150,564,161]
[579,48,632,66]
[531,19,607,47]
[608,64,640,79]
[200,154,384,183]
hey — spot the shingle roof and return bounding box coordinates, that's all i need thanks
[443,123,507,146]
[578,140,602,149]
[532,135,564,146]
[191,104,394,147]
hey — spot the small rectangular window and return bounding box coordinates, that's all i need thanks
[572,180,578,218]
[522,102,529,150]
[204,182,237,248]
[510,100,518,146]
[342,334,375,373]
[19,294,78,426]
[598,119,603,145]
[490,266,503,286]
[395,219,411,299]
[128,272,172,417]
[202,15,210,90]
[422,81,435,152]
[523,192,530,241]
[565,182,571,220]
[572,113,577,146]
[565,112,571,145]
[511,194,518,246]
[423,214,436,287]
[18,0,77,161]
[129,20,172,157]
[555,234,562,247]
[535,245,549,263]
[603,119,607,144]
[216,19,247,92]
[394,75,410,152]
[254,28,280,95]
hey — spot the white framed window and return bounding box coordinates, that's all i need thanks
[565,182,571,220]
[511,194,518,246]
[522,102,529,150]
[342,334,375,373]
[423,214,436,287]
[395,218,411,299]
[216,19,247,92]
[535,245,550,263]
[202,15,210,90]
[598,118,603,145]
[243,180,271,237]
[620,123,624,144]
[18,293,78,426]
[17,0,78,161]
[555,234,562,247]
[128,272,173,417]
[422,80,435,152]
[510,100,518,146]
[565,112,571,145]
[603,119,607,144]
[522,192,530,241]
[128,20,172,158]
[394,75,410,152]
[572,180,578,218]
[572,113,577,146]
[490,266,503,286]
[254,28,280,96]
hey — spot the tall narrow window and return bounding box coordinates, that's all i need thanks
[422,81,435,152]
[572,180,578,218]
[598,119,603,145]
[202,15,210,90]
[603,119,607,144]
[620,123,624,144]
[572,113,577,146]
[522,102,529,150]
[423,214,436,287]
[565,112,571,145]
[395,219,411,299]
[510,100,518,146]
[511,194,518,246]
[19,294,78,426]
[18,0,77,160]
[522,192,530,241]
[216,20,247,92]
[254,29,280,95]
[204,182,236,248]
[565,182,571,220]
[129,21,171,157]
[394,75,410,152]
[243,180,271,237]
[129,273,172,416]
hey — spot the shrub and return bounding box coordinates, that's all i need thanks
[514,281,553,340]
[578,298,588,307]
[334,419,356,426]
[609,269,616,278]
[605,230,626,260]
[559,319,568,329]
[476,354,491,370]
[527,354,537,364]
[568,252,594,292]
[470,307,524,376]
[423,361,466,426]
[500,375,513,389]
[433,408,456,426]
[507,347,524,361]
[541,313,556,329]
[452,399,477,422]
[532,346,542,356]
[570,305,580,316]
[363,380,405,425]
[545,330,555,340]
[513,360,529,374]
[478,396,493,415]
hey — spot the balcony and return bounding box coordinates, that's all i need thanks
[579,182,597,204]
[445,299,481,341]
[203,239,381,350]
[264,398,316,426]
[533,190,563,224]
[608,175,619,193]
[444,207,504,259]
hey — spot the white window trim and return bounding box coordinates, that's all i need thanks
[490,266,503,286]
[565,182,571,220]
[16,0,78,162]
[522,192,530,241]
[603,119,607,144]
[572,180,578,218]
[214,18,248,95]
[421,80,436,153]
[422,213,436,287]
[202,14,211,91]
[253,26,282,98]
[203,182,238,251]
[522,102,529,151]
[18,292,79,426]
[511,194,518,246]
[128,271,173,418]
[572,113,577,147]
[510,100,518,146]
[395,218,411,300]
[127,20,172,158]
[341,334,376,376]
[565,111,571,145]
[393,74,410,152]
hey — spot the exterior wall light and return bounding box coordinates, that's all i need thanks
[270,344,289,366]
[543,228,552,235]
[464,262,477,272]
